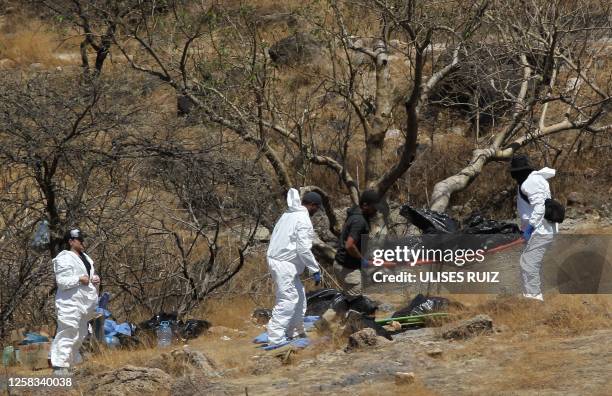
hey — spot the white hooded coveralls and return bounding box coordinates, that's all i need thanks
[50,250,98,368]
[266,188,320,344]
[517,167,557,298]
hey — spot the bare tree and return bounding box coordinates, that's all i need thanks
[429,0,611,212]
[0,71,148,335]
[39,0,611,266]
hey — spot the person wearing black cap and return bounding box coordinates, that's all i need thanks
[50,229,100,375]
[333,189,381,295]
[266,188,322,346]
[509,155,558,301]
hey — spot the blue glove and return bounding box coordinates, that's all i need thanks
[523,225,534,241]
[313,272,321,286]
[361,258,369,269]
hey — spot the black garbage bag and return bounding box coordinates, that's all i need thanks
[399,205,460,234]
[392,294,449,318]
[139,312,179,331]
[180,319,211,339]
[462,211,520,234]
[306,289,379,316]
[345,295,379,316]
[399,205,521,255]
[305,288,343,316]
[137,312,210,341]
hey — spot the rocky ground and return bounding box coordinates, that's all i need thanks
[7,293,610,396]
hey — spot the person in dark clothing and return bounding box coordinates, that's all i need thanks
[333,190,381,295]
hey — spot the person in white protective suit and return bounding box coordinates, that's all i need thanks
[50,229,99,375]
[266,188,322,345]
[509,155,558,302]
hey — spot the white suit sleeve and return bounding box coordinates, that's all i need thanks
[54,257,81,290]
[295,220,320,274]
[524,181,546,229]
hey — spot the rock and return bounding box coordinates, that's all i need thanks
[347,328,380,350]
[268,32,322,66]
[0,58,17,69]
[170,374,210,396]
[441,314,493,340]
[426,348,443,358]
[147,346,220,377]
[251,355,282,375]
[343,310,392,340]
[388,321,402,331]
[394,371,416,385]
[254,226,271,242]
[81,365,172,395]
[173,347,220,376]
[251,308,272,325]
[566,192,583,206]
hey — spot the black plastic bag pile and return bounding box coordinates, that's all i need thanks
[137,312,211,341]
[399,205,520,253]
[305,288,392,340]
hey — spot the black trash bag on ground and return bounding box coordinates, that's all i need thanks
[305,288,343,316]
[345,295,379,316]
[306,289,379,316]
[392,294,449,318]
[139,312,179,331]
[399,205,460,234]
[399,205,521,254]
[462,211,520,234]
[180,319,211,339]
[400,205,520,236]
[137,312,210,341]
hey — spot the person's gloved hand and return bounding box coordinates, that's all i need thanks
[313,272,321,286]
[523,225,534,241]
[361,258,369,269]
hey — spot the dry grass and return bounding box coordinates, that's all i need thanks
[0,19,65,66]
[447,294,612,336]
[356,380,438,396]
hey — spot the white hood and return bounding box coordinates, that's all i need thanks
[530,167,556,180]
[286,188,306,213]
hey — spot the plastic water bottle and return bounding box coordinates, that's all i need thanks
[156,321,172,348]
[104,335,121,348]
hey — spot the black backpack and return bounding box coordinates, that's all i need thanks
[544,198,565,223]
[519,186,565,224]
